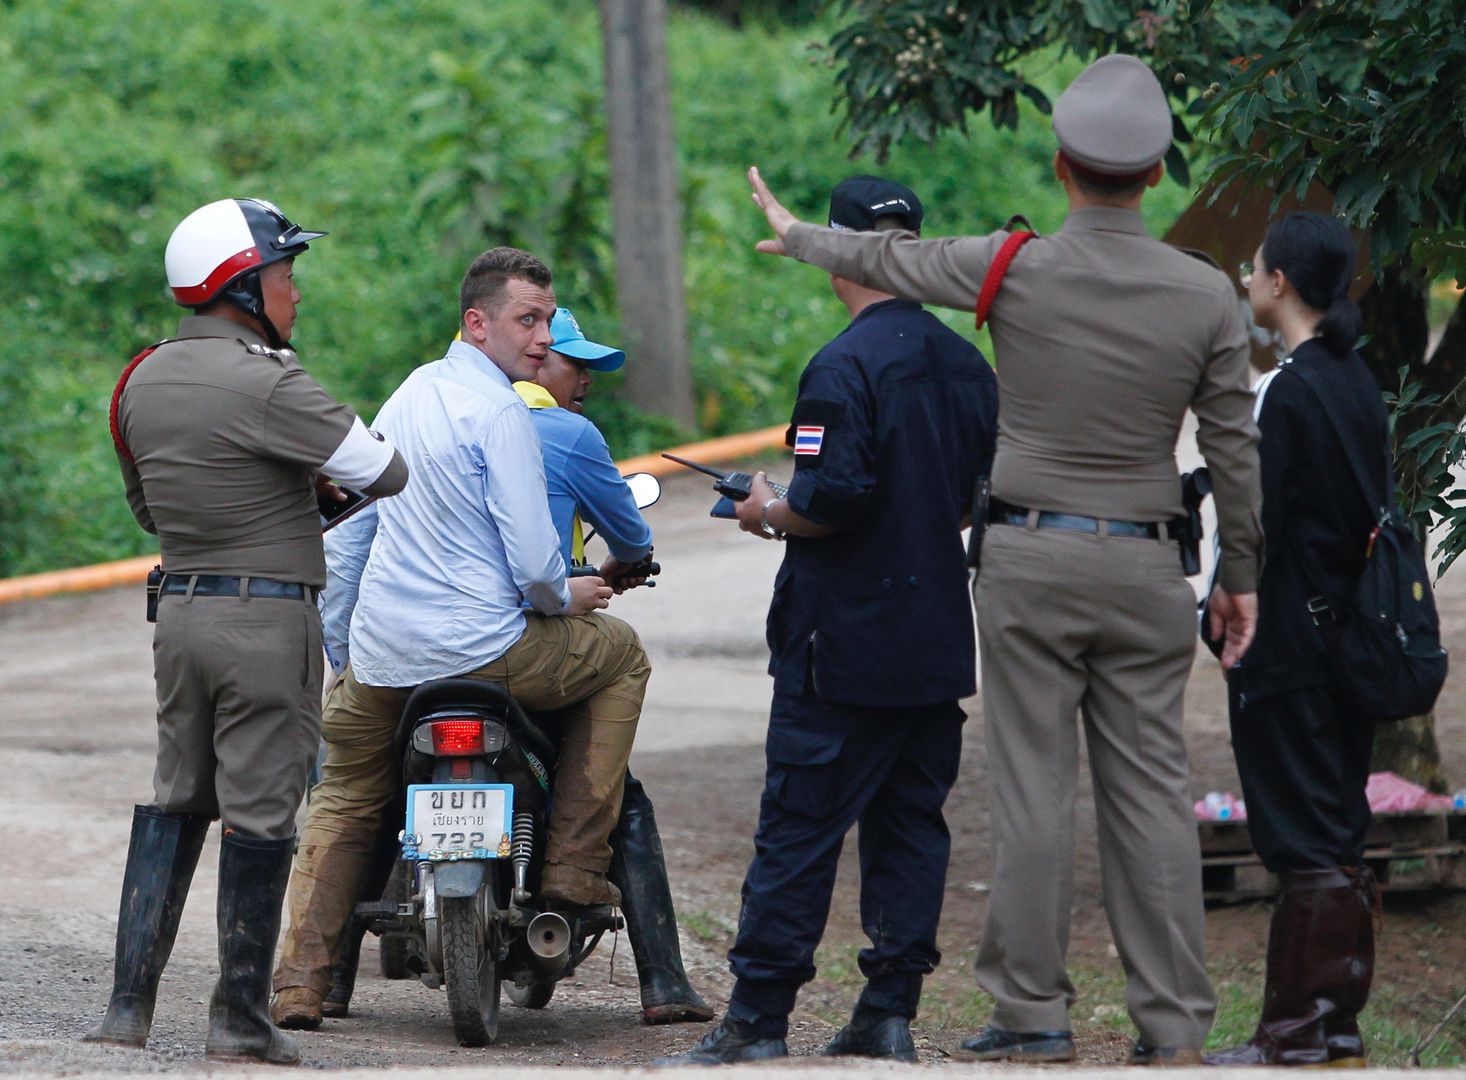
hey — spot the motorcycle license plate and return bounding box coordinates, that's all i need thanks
[404,783,514,860]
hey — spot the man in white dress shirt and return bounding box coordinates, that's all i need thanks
[270,247,649,1029]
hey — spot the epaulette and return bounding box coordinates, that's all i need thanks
[242,340,298,365]
[1173,246,1223,272]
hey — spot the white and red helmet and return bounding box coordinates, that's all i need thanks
[164,198,325,309]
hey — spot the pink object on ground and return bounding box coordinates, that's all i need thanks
[1195,792,1247,821]
[1366,771,1454,813]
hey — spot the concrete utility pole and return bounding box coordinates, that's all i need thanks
[598,0,697,429]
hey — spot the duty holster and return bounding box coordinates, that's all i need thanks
[965,476,991,572]
[145,564,163,623]
[1178,468,1211,577]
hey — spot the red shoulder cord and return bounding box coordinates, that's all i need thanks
[974,216,1038,330]
[109,343,167,464]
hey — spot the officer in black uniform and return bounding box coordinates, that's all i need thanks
[656,177,998,1066]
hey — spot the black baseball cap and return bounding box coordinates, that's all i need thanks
[828,175,923,234]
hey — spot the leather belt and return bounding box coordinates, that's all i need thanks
[159,575,317,602]
[988,497,1173,540]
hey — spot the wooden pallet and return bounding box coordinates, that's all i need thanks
[1198,809,1466,903]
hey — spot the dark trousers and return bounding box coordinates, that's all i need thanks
[1228,681,1373,872]
[727,692,963,1031]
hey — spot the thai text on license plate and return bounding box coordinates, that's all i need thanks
[404,783,513,859]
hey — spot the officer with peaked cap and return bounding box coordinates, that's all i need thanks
[746,53,1263,1064]
[658,176,996,1066]
[88,198,407,1065]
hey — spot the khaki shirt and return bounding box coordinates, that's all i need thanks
[115,315,358,586]
[786,207,1263,592]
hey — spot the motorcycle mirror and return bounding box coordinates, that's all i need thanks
[625,472,662,510]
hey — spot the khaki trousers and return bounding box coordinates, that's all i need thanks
[275,610,646,995]
[972,523,1214,1048]
[152,592,323,839]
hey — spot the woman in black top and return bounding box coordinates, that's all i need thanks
[1206,212,1385,1068]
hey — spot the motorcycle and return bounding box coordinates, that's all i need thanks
[348,474,662,1047]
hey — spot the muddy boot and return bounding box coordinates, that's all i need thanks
[205,831,300,1066]
[1324,866,1378,1067]
[1204,867,1360,1067]
[86,807,210,1048]
[608,780,714,1025]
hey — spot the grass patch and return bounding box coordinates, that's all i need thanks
[797,945,1465,1067]
[1204,976,1463,1066]
[681,908,737,950]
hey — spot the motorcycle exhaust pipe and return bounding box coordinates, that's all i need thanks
[525,911,571,976]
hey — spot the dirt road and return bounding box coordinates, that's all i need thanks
[2,469,1463,1075]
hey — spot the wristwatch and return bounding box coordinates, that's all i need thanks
[760,498,786,541]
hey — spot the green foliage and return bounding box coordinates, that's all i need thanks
[1,0,1127,575]
[1386,366,1466,577]
[820,0,1466,585]
[821,0,1291,180]
[672,0,822,28]
[1201,2,1466,283]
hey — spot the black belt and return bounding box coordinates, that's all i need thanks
[159,575,317,602]
[988,497,1174,540]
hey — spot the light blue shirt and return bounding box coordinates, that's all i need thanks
[322,341,570,686]
[527,403,653,568]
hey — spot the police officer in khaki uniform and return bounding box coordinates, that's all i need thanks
[88,198,408,1065]
[747,54,1262,1064]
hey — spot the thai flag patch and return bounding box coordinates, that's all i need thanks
[794,425,825,456]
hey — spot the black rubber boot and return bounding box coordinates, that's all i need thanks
[85,806,209,1048]
[205,831,300,1066]
[608,778,715,1025]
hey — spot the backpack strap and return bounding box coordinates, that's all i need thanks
[109,341,170,464]
[1282,362,1392,522]
[974,215,1038,330]
[1278,361,1392,618]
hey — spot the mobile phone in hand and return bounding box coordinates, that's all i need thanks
[319,486,373,531]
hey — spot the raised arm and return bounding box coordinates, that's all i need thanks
[748,165,999,312]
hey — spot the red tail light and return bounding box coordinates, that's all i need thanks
[430,719,484,756]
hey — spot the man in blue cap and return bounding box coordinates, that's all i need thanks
[513,308,712,1024]
[513,308,653,578]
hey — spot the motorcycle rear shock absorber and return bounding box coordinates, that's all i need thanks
[511,809,536,905]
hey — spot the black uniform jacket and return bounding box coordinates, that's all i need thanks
[1231,338,1390,701]
[767,299,998,708]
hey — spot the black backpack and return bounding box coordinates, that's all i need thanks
[1284,363,1448,721]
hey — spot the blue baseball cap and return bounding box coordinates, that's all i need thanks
[549,308,625,372]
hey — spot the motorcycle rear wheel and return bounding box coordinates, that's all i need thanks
[505,980,555,1010]
[441,895,500,1046]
